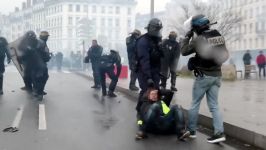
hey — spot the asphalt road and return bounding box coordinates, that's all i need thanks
[0,71,248,150]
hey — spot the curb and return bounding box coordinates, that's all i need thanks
[76,72,266,150]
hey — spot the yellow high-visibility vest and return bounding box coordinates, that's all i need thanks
[161,101,170,115]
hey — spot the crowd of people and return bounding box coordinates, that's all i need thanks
[86,15,228,144]
[243,50,266,78]
[0,14,230,144]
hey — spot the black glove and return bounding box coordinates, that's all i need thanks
[185,30,194,39]
[147,78,155,88]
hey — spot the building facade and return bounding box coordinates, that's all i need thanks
[6,0,137,56]
[218,0,266,51]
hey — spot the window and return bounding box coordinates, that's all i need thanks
[108,18,113,27]
[127,8,131,15]
[244,24,247,34]
[69,4,73,12]
[101,6,105,14]
[262,21,265,31]
[68,17,73,25]
[76,17,80,24]
[244,39,247,49]
[108,6,113,14]
[115,18,120,26]
[115,6,120,14]
[84,5,88,12]
[249,39,253,48]
[128,19,132,28]
[256,22,259,31]
[261,36,264,47]
[92,5,96,13]
[250,8,253,18]
[101,18,105,26]
[255,38,258,47]
[239,25,241,33]
[249,23,253,33]
[76,5,80,12]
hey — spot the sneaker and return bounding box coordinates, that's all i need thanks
[21,86,32,92]
[129,85,139,91]
[189,131,197,139]
[108,92,117,97]
[178,130,190,141]
[42,91,47,95]
[207,132,226,144]
[135,131,148,140]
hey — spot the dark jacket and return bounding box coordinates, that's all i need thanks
[100,51,122,77]
[0,40,11,73]
[136,33,163,80]
[87,45,103,63]
[181,29,227,77]
[161,39,180,62]
[37,39,51,63]
[243,53,252,65]
[126,35,138,67]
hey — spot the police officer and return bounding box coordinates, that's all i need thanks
[160,31,180,91]
[87,40,103,89]
[0,37,11,95]
[19,31,39,92]
[99,50,121,97]
[135,18,163,112]
[181,14,228,143]
[126,29,141,91]
[34,31,51,97]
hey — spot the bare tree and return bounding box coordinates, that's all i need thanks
[165,0,242,42]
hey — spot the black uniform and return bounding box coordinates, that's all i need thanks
[0,37,11,94]
[136,33,162,111]
[87,45,103,88]
[55,52,63,71]
[99,50,121,97]
[160,39,180,90]
[126,35,139,90]
[18,31,39,91]
[33,38,50,97]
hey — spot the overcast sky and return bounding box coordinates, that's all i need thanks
[0,0,171,15]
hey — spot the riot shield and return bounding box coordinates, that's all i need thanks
[8,37,24,77]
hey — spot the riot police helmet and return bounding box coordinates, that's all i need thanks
[191,14,210,34]
[26,31,37,40]
[145,18,163,38]
[131,29,141,38]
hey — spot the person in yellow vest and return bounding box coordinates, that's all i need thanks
[136,88,190,141]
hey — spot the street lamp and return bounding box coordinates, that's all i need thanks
[150,0,154,18]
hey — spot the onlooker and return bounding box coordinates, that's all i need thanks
[55,52,63,71]
[243,50,252,79]
[256,51,266,78]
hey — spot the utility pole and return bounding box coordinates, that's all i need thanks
[150,0,154,19]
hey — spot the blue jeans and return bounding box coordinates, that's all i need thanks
[188,75,224,134]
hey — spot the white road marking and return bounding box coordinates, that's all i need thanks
[39,104,47,130]
[11,105,24,128]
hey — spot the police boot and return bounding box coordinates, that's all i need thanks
[0,75,3,95]
[129,85,139,91]
[108,91,117,98]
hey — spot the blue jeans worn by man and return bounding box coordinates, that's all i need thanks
[188,75,224,136]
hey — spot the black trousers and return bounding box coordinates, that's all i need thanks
[92,62,101,86]
[258,64,266,77]
[99,66,118,95]
[32,65,49,95]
